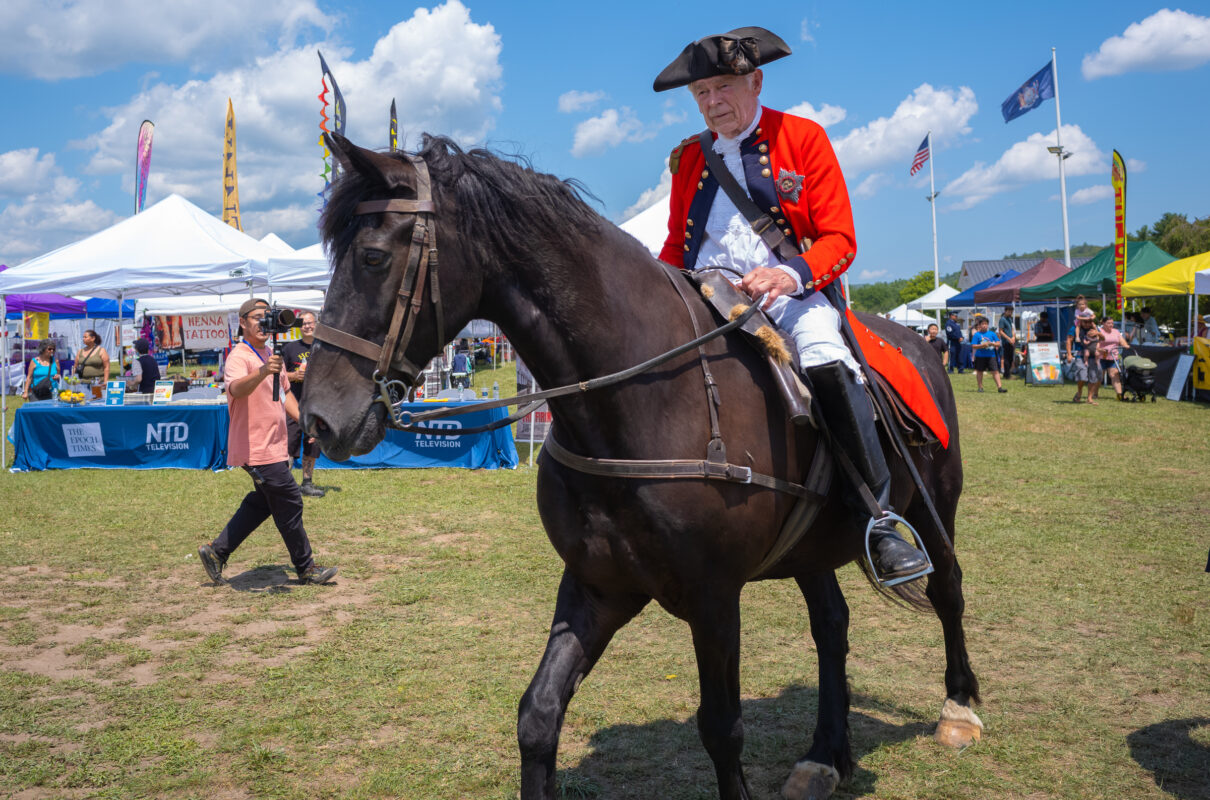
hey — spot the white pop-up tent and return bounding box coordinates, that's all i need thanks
[0,194,282,298]
[619,194,671,257]
[886,303,935,328]
[266,243,329,290]
[906,283,959,311]
[140,289,325,316]
[0,193,286,468]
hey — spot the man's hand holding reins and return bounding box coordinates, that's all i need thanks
[740,266,799,310]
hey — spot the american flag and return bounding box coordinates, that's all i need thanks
[910,134,930,176]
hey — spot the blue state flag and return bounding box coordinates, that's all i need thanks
[1001,62,1054,123]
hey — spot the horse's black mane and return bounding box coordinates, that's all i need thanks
[321,135,607,269]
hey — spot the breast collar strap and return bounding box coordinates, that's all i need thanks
[313,153,443,393]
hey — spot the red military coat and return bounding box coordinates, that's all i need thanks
[658,107,856,295]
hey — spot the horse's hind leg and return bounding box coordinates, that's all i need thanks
[907,481,983,748]
[780,571,851,800]
[689,592,755,800]
[517,568,648,800]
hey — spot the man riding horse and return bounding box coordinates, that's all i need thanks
[655,26,929,582]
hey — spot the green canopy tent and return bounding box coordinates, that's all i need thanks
[1019,241,1176,301]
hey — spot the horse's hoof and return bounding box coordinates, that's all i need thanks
[781,760,839,800]
[934,698,983,748]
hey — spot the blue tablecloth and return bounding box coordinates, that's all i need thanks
[313,401,518,470]
[11,401,229,472]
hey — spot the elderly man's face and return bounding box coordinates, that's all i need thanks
[689,71,763,139]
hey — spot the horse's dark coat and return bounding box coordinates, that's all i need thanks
[303,134,980,800]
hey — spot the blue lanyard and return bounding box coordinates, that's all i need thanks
[241,340,266,364]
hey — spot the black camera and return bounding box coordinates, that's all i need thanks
[258,306,302,336]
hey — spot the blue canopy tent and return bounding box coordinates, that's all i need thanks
[945,270,1021,308]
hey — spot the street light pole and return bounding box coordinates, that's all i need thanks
[1047,47,1072,269]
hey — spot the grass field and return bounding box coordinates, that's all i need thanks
[1,368,1207,799]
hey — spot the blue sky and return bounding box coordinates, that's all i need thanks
[1,1,1207,283]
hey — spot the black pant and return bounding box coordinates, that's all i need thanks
[1001,341,1016,377]
[212,460,314,573]
[287,415,320,460]
[947,340,963,372]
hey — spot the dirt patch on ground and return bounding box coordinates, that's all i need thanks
[0,564,381,688]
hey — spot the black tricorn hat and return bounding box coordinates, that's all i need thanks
[653,26,791,92]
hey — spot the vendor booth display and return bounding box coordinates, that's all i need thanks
[1019,242,1175,301]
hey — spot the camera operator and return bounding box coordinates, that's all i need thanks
[197,298,337,586]
[282,310,324,497]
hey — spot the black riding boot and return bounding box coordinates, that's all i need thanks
[805,360,930,581]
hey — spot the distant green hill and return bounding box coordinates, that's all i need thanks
[1002,243,1105,260]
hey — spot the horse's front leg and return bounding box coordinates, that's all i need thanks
[780,571,851,800]
[690,592,754,800]
[518,568,648,800]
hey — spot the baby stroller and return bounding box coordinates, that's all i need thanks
[1119,349,1158,402]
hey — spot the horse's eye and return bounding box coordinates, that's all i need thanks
[360,248,391,273]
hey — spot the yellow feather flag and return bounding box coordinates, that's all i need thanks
[1111,150,1126,310]
[222,99,242,230]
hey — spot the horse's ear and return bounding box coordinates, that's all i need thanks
[325,132,414,192]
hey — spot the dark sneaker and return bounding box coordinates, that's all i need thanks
[299,565,338,585]
[198,544,226,584]
[997,388,1008,393]
[869,526,930,582]
[299,481,325,498]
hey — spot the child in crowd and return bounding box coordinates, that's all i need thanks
[970,317,1007,393]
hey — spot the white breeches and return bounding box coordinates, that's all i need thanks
[767,291,862,379]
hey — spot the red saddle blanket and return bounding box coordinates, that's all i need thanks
[847,310,951,449]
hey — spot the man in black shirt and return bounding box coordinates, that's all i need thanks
[281,311,324,497]
[133,338,160,393]
[944,311,964,373]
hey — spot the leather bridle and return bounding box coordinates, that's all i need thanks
[313,153,444,416]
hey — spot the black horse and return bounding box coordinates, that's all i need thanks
[302,133,982,800]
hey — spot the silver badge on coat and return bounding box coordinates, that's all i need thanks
[776,168,804,203]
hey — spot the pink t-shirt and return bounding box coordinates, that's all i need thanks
[1098,329,1126,360]
[225,342,289,467]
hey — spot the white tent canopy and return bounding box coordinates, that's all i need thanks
[886,303,934,328]
[619,194,670,257]
[1197,267,1210,294]
[258,233,296,254]
[905,283,959,311]
[0,194,281,298]
[139,290,325,316]
[267,243,329,290]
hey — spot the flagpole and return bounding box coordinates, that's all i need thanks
[1050,47,1073,268]
[927,130,941,324]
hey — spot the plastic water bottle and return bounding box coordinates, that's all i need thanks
[481,387,488,398]
[492,381,500,399]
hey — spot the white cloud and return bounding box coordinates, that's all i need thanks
[621,161,672,221]
[73,0,501,244]
[1082,9,1210,80]
[0,0,334,80]
[0,149,61,198]
[1070,184,1113,205]
[854,268,889,282]
[853,172,891,198]
[830,84,978,176]
[800,18,816,43]
[571,107,653,157]
[943,124,1106,210]
[558,90,605,113]
[1126,158,1147,173]
[784,100,847,128]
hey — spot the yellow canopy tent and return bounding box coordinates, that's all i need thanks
[1121,250,1210,296]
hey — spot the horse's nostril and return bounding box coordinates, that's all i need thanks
[314,417,330,432]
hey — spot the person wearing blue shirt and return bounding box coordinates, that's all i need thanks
[970,317,1006,393]
[944,311,965,373]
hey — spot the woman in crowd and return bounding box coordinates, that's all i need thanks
[1066,309,1104,404]
[22,340,60,401]
[1095,316,1130,402]
[74,329,110,384]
